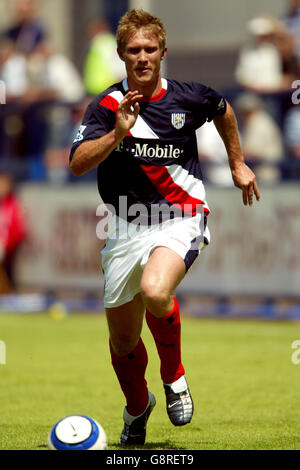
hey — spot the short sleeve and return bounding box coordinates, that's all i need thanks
[69,99,115,162]
[191,82,227,122]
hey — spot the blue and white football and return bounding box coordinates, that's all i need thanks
[47,415,107,450]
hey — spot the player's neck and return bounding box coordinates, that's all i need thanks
[127,74,162,99]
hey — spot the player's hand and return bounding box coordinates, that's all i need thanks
[231,162,260,206]
[116,91,143,140]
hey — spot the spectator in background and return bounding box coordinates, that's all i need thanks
[281,103,300,179]
[25,41,85,104]
[196,122,234,186]
[272,25,300,89]
[0,39,28,100]
[282,0,300,62]
[235,14,298,93]
[284,106,300,160]
[83,19,125,96]
[0,0,46,101]
[234,93,284,183]
[0,168,27,294]
[1,0,46,55]
[24,41,86,183]
[0,38,85,182]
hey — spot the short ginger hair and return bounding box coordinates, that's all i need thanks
[117,9,167,53]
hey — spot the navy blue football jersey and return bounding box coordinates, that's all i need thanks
[70,78,226,222]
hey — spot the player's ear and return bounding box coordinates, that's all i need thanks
[161,47,167,61]
[117,48,125,61]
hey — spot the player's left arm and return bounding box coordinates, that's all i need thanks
[213,100,260,206]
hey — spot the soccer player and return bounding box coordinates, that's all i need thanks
[69,10,260,445]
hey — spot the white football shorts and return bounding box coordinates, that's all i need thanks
[101,212,210,308]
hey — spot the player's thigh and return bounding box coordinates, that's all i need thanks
[106,293,145,356]
[141,246,186,300]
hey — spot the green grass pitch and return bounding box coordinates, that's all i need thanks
[0,312,300,450]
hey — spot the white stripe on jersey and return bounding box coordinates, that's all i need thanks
[107,90,124,104]
[166,164,209,208]
[107,87,159,139]
[130,116,159,139]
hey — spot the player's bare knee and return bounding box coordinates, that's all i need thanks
[140,280,171,315]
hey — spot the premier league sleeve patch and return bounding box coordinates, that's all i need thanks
[73,125,87,143]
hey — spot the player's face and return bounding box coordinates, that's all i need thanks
[119,28,166,90]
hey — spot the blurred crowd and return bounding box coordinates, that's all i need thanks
[198,0,300,184]
[0,0,125,186]
[0,0,299,189]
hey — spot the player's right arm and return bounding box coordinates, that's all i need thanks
[70,91,142,176]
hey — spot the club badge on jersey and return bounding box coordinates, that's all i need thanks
[171,113,186,130]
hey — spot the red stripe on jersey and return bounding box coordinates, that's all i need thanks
[99,95,132,136]
[140,164,208,215]
[99,95,119,113]
[139,87,167,103]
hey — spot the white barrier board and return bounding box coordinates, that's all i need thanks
[182,184,300,296]
[16,184,300,296]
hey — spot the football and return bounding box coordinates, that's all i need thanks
[47,415,108,450]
